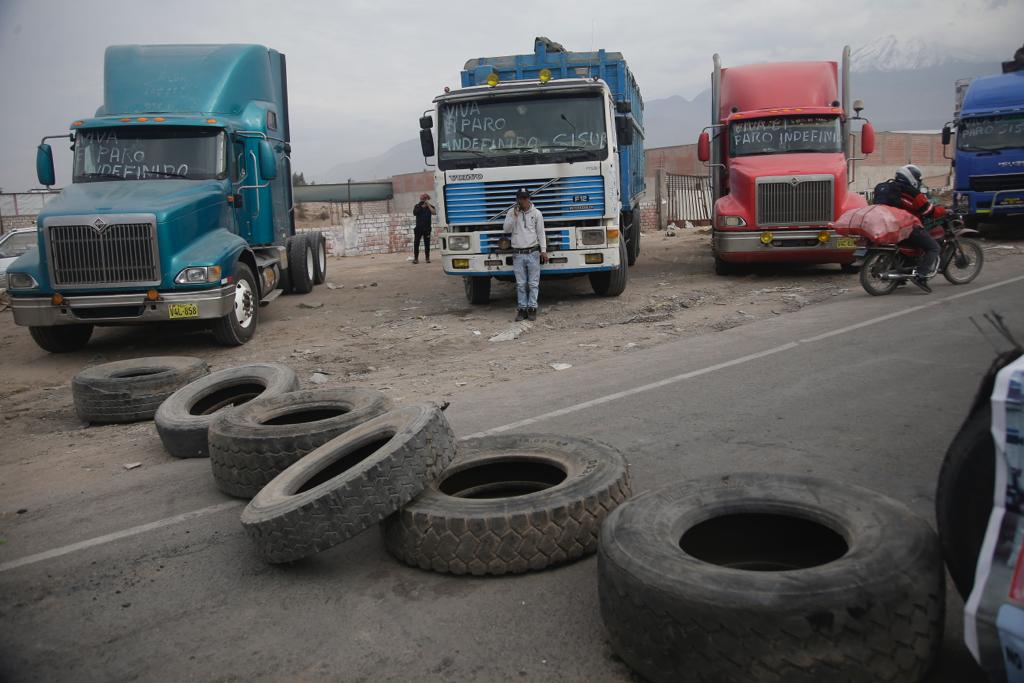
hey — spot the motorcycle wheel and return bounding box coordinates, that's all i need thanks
[859,252,900,296]
[943,238,984,285]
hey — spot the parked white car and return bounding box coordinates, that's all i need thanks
[0,227,38,290]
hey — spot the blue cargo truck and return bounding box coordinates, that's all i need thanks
[7,44,326,352]
[418,37,645,303]
[943,54,1024,228]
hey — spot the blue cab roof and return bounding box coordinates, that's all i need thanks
[962,71,1024,118]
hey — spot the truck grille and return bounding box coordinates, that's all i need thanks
[756,175,834,227]
[46,219,159,287]
[969,173,1024,193]
[444,175,605,226]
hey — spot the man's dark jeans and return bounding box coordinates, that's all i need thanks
[414,227,431,260]
[901,227,940,276]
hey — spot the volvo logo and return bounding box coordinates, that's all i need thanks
[449,173,484,182]
[92,217,108,233]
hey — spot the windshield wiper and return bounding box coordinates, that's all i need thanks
[83,172,129,181]
[143,169,190,179]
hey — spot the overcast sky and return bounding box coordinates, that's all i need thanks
[1,0,1021,191]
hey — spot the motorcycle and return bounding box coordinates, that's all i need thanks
[856,211,984,296]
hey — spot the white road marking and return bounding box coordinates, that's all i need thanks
[0,501,241,573]
[3,273,1023,573]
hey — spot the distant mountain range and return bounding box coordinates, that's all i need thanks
[317,41,1001,183]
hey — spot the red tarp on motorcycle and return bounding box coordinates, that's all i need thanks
[832,205,921,245]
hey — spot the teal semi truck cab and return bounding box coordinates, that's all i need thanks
[418,38,644,304]
[6,44,326,353]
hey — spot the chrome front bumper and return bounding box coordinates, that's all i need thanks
[713,229,859,253]
[10,286,235,327]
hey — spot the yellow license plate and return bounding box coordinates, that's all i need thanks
[168,303,199,319]
[836,238,857,248]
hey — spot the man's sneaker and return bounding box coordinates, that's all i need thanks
[911,276,932,293]
[412,259,419,264]
[515,309,527,322]
[528,308,537,321]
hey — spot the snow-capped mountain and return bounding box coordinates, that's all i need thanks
[851,34,978,72]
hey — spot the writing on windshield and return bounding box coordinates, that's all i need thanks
[438,94,607,169]
[729,116,842,157]
[958,115,1024,151]
[74,127,226,182]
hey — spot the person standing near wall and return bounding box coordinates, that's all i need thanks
[412,193,435,264]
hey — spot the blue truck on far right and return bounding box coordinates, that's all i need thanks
[944,48,1024,229]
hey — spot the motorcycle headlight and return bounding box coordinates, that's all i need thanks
[7,272,38,289]
[448,235,471,251]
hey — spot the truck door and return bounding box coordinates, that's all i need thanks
[232,139,254,242]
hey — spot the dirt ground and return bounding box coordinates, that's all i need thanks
[1,227,1022,509]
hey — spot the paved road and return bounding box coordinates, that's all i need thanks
[2,262,1022,682]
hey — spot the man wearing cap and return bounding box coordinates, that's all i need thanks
[503,188,548,321]
[412,193,435,264]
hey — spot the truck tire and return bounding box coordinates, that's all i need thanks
[590,239,629,297]
[599,473,944,683]
[241,404,458,563]
[464,276,491,304]
[211,262,259,346]
[936,405,996,600]
[154,363,299,459]
[72,356,209,424]
[29,324,94,353]
[312,232,327,285]
[714,253,738,276]
[287,234,315,294]
[208,387,392,499]
[384,434,631,575]
[626,212,641,266]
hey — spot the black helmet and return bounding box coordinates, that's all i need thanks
[895,164,924,191]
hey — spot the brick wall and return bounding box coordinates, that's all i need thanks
[300,213,440,257]
[0,214,38,233]
[638,199,658,232]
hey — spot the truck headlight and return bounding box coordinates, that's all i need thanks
[175,265,223,284]
[717,215,747,227]
[448,235,471,251]
[580,229,605,246]
[7,272,38,289]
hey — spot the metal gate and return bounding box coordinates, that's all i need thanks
[665,174,712,226]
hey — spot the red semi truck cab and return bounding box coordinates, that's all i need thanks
[698,47,876,274]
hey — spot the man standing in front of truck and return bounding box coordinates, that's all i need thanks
[412,193,435,264]
[503,188,548,321]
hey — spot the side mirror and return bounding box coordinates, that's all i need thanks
[258,139,277,180]
[420,129,435,157]
[697,131,710,163]
[419,115,433,130]
[36,144,56,187]
[941,125,952,146]
[860,122,875,155]
[615,100,632,114]
[615,116,634,146]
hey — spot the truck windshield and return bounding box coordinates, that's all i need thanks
[729,116,842,157]
[438,93,607,169]
[0,232,36,258]
[958,114,1024,151]
[73,126,227,182]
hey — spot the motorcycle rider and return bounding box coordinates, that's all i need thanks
[893,164,945,293]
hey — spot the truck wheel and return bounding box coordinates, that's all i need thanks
[713,254,737,276]
[241,404,458,563]
[626,212,641,266]
[155,363,299,459]
[936,405,995,600]
[599,473,944,683]
[384,434,630,575]
[28,324,94,353]
[287,234,315,294]
[208,387,393,499]
[464,276,491,304]
[211,262,259,346]
[311,232,327,285]
[72,356,209,424]
[590,239,628,296]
